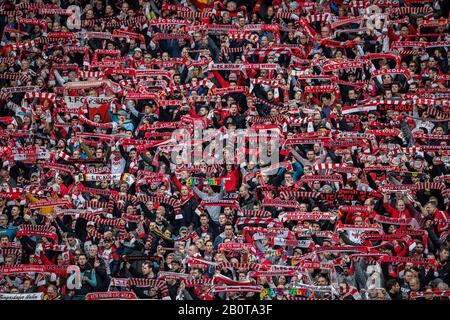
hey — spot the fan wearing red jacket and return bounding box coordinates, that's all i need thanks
[220,164,240,192]
[424,201,450,233]
[383,194,412,219]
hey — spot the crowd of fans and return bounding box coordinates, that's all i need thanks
[0,0,449,300]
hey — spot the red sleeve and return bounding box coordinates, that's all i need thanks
[68,89,79,96]
[404,209,412,219]
[128,59,137,69]
[212,70,229,88]
[246,70,258,79]
[311,96,321,106]
[192,192,201,204]
[220,110,231,120]
[237,74,246,86]
[39,251,56,265]
[57,127,68,139]
[232,168,240,180]
[68,252,75,265]
[228,169,240,191]
[436,211,450,233]
[223,173,239,192]
[347,261,355,275]
[387,26,400,43]
[242,227,254,243]
[393,242,408,257]
[383,202,397,217]
[345,212,355,224]
[172,175,183,191]
[188,107,200,118]
[407,24,416,36]
[59,184,68,197]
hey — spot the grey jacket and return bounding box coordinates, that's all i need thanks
[192,184,225,224]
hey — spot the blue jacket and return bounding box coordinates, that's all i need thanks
[0,225,18,241]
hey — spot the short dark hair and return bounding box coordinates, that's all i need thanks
[224,223,233,229]
[386,279,398,291]
[142,260,151,268]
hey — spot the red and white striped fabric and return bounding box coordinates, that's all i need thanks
[227,32,259,44]
[304,13,332,24]
[235,217,281,228]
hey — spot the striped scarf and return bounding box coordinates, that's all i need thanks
[0,72,32,83]
[279,190,319,199]
[235,217,281,228]
[137,195,181,213]
[16,225,57,241]
[239,209,271,218]
[227,31,259,44]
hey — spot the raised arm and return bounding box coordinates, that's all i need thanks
[192,184,208,200]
